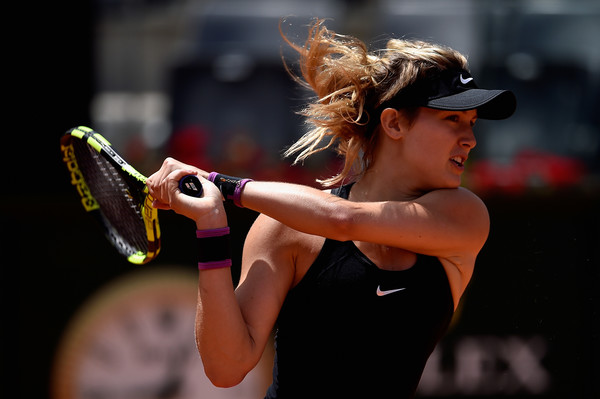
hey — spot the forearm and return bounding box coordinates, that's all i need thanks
[194,217,260,387]
[195,269,259,387]
[148,165,353,242]
[240,181,353,241]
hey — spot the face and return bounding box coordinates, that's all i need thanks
[399,107,478,191]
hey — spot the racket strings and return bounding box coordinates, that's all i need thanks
[72,139,148,257]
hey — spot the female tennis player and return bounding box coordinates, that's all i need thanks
[147,19,516,398]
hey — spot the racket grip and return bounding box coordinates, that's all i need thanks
[179,175,203,197]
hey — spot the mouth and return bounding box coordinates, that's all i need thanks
[450,155,466,168]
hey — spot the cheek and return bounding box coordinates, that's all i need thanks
[405,134,454,177]
[408,132,447,160]
[403,140,440,176]
[403,118,454,158]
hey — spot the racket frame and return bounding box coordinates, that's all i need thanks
[60,126,161,264]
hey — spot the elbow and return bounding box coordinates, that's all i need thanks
[197,343,254,388]
[195,327,257,388]
[202,354,253,388]
[204,366,247,388]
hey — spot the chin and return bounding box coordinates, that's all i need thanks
[441,178,462,190]
[422,175,462,192]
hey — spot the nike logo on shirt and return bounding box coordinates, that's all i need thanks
[376,285,406,297]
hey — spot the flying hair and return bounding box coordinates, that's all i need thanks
[280,18,469,187]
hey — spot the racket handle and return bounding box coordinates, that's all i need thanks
[179,175,203,197]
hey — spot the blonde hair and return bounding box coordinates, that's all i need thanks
[281,19,470,187]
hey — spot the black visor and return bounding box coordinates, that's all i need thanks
[383,69,516,120]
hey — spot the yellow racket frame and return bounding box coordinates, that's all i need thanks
[61,126,161,264]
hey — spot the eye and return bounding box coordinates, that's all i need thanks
[445,115,460,123]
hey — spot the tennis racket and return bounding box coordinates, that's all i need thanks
[60,126,203,264]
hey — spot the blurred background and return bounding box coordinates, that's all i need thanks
[14,0,599,398]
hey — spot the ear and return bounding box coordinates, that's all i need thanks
[379,108,407,140]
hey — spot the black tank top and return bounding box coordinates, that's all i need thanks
[265,184,454,399]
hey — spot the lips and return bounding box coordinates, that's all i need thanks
[450,155,466,168]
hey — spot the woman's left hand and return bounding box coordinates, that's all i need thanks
[147,158,227,229]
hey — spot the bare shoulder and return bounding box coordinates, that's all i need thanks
[241,214,294,277]
[242,213,325,287]
[420,188,489,307]
[420,186,488,213]
[421,187,489,235]
[244,213,309,255]
[401,187,490,265]
[450,187,489,238]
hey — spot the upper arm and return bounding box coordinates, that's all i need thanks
[339,187,490,259]
[234,214,296,359]
[242,181,488,272]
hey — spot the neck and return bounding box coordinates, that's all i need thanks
[348,128,426,202]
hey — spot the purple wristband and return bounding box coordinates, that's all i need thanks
[207,171,219,183]
[196,227,230,238]
[198,259,232,270]
[233,179,253,208]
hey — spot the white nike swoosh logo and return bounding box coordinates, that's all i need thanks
[376,285,406,297]
[460,74,474,84]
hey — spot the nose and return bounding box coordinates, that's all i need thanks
[460,128,477,150]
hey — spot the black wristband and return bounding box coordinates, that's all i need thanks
[207,172,252,207]
[196,227,232,270]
